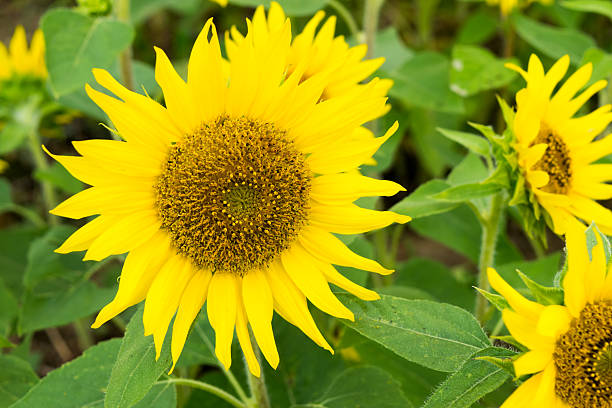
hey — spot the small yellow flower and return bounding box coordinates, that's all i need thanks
[486,0,554,16]
[0,25,47,80]
[46,2,408,376]
[488,219,612,407]
[506,54,612,235]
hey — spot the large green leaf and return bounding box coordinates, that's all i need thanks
[41,8,134,96]
[561,0,612,20]
[34,163,83,195]
[456,11,498,45]
[389,52,464,114]
[0,355,38,408]
[0,277,18,336]
[10,339,121,408]
[390,180,458,219]
[19,225,116,333]
[423,348,515,408]
[437,128,490,158]
[512,14,596,63]
[337,295,491,372]
[293,366,413,408]
[228,0,328,16]
[0,225,45,296]
[450,45,517,96]
[105,306,172,408]
[375,27,414,73]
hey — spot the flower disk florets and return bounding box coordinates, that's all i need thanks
[553,301,612,407]
[531,126,572,195]
[155,116,311,275]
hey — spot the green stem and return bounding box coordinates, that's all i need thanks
[246,337,270,408]
[194,323,250,404]
[27,126,57,224]
[328,0,360,40]
[490,315,505,337]
[7,204,46,227]
[475,193,505,324]
[73,318,94,350]
[363,0,384,136]
[157,379,245,408]
[116,0,134,91]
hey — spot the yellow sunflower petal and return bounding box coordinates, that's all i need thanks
[9,25,28,73]
[55,214,119,253]
[317,261,380,301]
[311,174,405,204]
[235,294,261,377]
[514,349,553,377]
[170,269,212,373]
[310,202,410,235]
[265,261,332,352]
[242,269,279,369]
[536,305,572,338]
[281,244,354,321]
[487,268,544,320]
[92,231,172,329]
[551,62,592,105]
[502,309,554,352]
[298,225,392,275]
[207,273,238,370]
[533,364,558,407]
[501,371,545,408]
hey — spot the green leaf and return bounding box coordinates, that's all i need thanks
[585,222,612,262]
[433,182,503,202]
[0,225,45,296]
[293,366,413,408]
[131,0,202,23]
[0,122,29,155]
[581,48,612,85]
[228,0,329,16]
[337,294,491,372]
[19,225,115,333]
[390,180,458,219]
[561,0,612,20]
[34,163,84,195]
[517,270,564,305]
[512,14,596,63]
[132,383,176,408]
[423,348,515,408]
[41,8,134,96]
[389,52,465,114]
[450,45,517,96]
[437,128,490,157]
[0,277,18,336]
[375,27,414,73]
[174,311,217,369]
[394,258,475,310]
[0,355,38,408]
[475,288,510,312]
[456,10,498,45]
[0,178,11,211]
[10,339,121,408]
[105,306,172,408]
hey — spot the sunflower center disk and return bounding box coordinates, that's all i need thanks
[532,126,572,194]
[553,301,612,407]
[155,116,311,275]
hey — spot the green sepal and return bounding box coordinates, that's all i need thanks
[476,355,516,377]
[483,163,511,189]
[475,287,510,311]
[585,222,612,263]
[491,336,529,352]
[508,174,527,206]
[496,94,515,132]
[516,269,564,305]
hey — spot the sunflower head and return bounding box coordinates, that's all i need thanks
[0,25,47,81]
[486,220,612,407]
[46,2,408,376]
[485,0,554,16]
[497,54,612,243]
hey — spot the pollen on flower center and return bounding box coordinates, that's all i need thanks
[553,301,612,407]
[154,116,312,275]
[531,125,572,194]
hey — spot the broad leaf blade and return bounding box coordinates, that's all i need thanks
[0,355,38,407]
[337,295,491,372]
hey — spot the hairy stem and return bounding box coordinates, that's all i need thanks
[27,126,57,224]
[328,0,360,40]
[116,0,134,91]
[475,193,505,323]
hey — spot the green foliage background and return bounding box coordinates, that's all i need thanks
[0,0,611,407]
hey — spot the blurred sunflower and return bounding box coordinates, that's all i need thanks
[506,54,612,235]
[487,220,612,407]
[0,25,46,80]
[486,0,554,16]
[46,2,408,376]
[227,3,392,165]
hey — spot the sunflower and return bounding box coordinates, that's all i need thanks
[486,0,554,16]
[506,54,612,235]
[46,5,408,376]
[487,219,612,407]
[0,25,46,80]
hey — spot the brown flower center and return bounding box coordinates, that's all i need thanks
[553,301,612,407]
[155,116,311,275]
[531,125,572,194]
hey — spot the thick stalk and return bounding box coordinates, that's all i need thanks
[363,0,384,136]
[328,0,360,40]
[246,340,270,408]
[157,379,245,408]
[475,193,505,323]
[27,126,57,224]
[116,0,134,91]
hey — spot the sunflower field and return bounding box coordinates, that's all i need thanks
[1,0,612,407]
